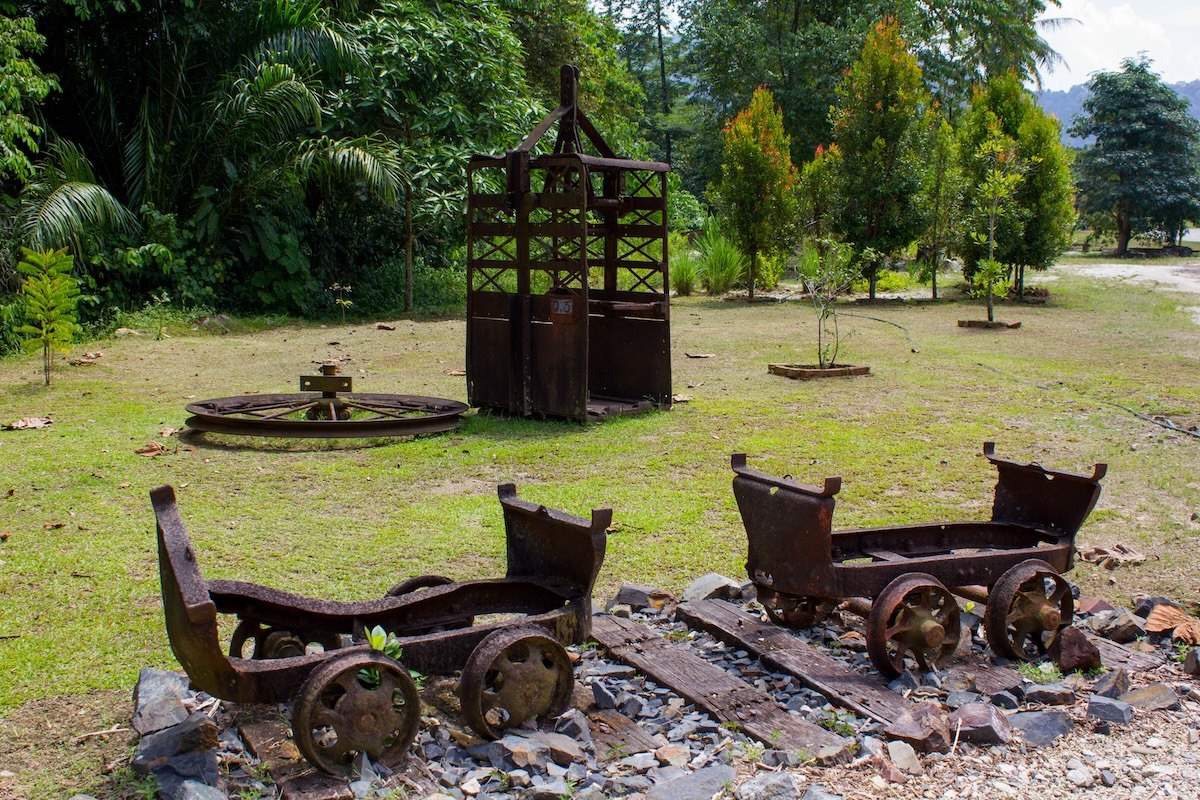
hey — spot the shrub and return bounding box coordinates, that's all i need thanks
[697,224,748,295]
[672,249,699,296]
[0,297,24,356]
[851,269,912,294]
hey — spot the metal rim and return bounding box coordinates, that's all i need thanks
[292,650,420,775]
[185,392,468,438]
[758,586,827,628]
[458,626,573,739]
[866,572,961,679]
[984,558,1073,661]
[229,620,340,659]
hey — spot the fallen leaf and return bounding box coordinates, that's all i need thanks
[685,352,716,359]
[160,427,179,438]
[43,522,65,530]
[0,532,9,542]
[118,482,131,489]
[68,358,98,366]
[2,417,52,430]
[444,369,467,376]
[1079,544,1147,569]
[327,341,341,346]
[376,323,396,331]
[114,327,144,336]
[4,489,12,498]
[672,394,693,403]
[83,351,102,359]
[77,525,89,532]
[135,441,167,457]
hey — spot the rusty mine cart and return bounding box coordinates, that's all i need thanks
[152,483,610,775]
[732,443,1107,678]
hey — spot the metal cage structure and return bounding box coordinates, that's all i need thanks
[466,65,672,422]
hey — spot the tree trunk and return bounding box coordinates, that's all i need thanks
[931,247,939,301]
[404,188,414,313]
[1116,204,1132,256]
[43,340,50,386]
[654,0,671,164]
[748,248,757,301]
[868,262,877,300]
[987,279,995,322]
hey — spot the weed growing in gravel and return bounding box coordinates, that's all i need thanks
[1018,661,1064,684]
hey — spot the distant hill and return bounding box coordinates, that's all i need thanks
[1035,80,1200,146]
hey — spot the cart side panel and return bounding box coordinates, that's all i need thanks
[732,468,839,597]
[990,459,1105,539]
[498,484,610,641]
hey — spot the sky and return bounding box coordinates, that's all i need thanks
[1036,0,1200,91]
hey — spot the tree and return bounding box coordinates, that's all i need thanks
[968,123,1023,322]
[0,14,57,186]
[830,18,927,299]
[957,73,1074,294]
[1070,57,1200,256]
[916,114,962,300]
[710,86,797,301]
[16,247,80,385]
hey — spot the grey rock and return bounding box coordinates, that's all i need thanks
[151,753,220,800]
[646,764,736,800]
[883,700,952,754]
[553,708,592,745]
[591,682,618,710]
[609,775,653,794]
[945,690,981,709]
[1121,683,1181,710]
[133,713,218,775]
[131,669,191,736]
[585,663,637,680]
[349,779,372,798]
[479,735,551,772]
[617,693,647,718]
[949,703,1011,745]
[1132,596,1177,618]
[526,731,585,765]
[681,573,742,603]
[572,786,606,800]
[1066,768,1095,788]
[1087,695,1132,724]
[1091,609,1145,643]
[177,781,227,800]
[525,777,569,799]
[1185,648,1200,676]
[618,752,658,772]
[734,771,805,800]
[1101,769,1117,787]
[610,583,668,611]
[800,785,843,800]
[887,671,920,693]
[1091,668,1130,698]
[1049,626,1102,673]
[1010,710,1074,747]
[1023,682,1076,706]
[886,740,923,775]
[942,669,978,693]
[990,690,1019,709]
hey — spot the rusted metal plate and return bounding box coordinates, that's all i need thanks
[590,615,854,762]
[676,599,910,725]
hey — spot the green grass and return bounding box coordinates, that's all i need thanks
[3,261,1200,795]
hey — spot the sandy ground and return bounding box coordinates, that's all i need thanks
[1064,260,1200,323]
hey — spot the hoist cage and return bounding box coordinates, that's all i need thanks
[465,65,672,422]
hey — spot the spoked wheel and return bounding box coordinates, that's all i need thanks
[985,559,1073,661]
[185,393,468,438]
[292,650,420,775]
[758,586,828,628]
[866,573,961,679]
[230,620,341,659]
[458,627,574,739]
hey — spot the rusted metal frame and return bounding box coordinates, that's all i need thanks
[830,521,1066,560]
[184,393,468,439]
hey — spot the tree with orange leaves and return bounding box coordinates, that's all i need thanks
[710,86,798,301]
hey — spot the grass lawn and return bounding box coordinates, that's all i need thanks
[2,259,1200,796]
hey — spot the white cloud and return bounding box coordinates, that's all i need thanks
[1037,0,1200,91]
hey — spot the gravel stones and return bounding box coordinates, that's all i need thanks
[1009,710,1074,746]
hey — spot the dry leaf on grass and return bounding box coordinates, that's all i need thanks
[135,441,167,457]
[43,522,65,530]
[1079,544,1147,569]
[685,352,716,359]
[160,427,179,438]
[376,323,396,331]
[68,357,98,366]
[2,417,52,430]
[1144,604,1200,644]
[672,394,693,403]
[444,369,467,376]
[0,532,8,542]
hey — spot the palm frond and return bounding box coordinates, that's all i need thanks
[19,143,138,252]
[291,135,406,206]
[251,0,369,77]
[212,62,323,145]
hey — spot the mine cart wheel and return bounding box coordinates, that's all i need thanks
[458,626,574,739]
[386,574,454,597]
[758,586,828,628]
[984,559,1074,662]
[866,573,962,679]
[292,650,420,775]
[184,393,468,439]
[230,621,341,659]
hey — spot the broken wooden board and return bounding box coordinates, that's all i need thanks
[239,718,351,800]
[676,599,910,725]
[942,656,1022,697]
[1086,632,1166,672]
[590,614,853,763]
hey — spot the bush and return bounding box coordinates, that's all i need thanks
[697,223,748,295]
[756,253,785,291]
[672,249,699,296]
[851,269,912,294]
[0,296,24,356]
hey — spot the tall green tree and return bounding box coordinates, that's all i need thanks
[830,18,927,298]
[16,247,80,385]
[916,113,962,300]
[0,14,57,186]
[1070,57,1200,255]
[957,73,1074,293]
[710,86,797,301]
